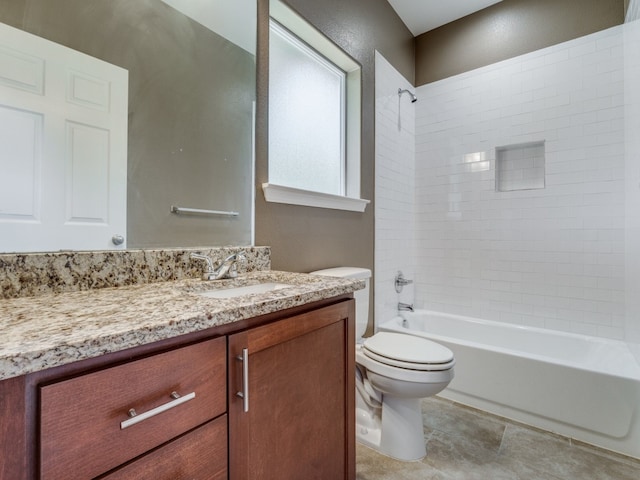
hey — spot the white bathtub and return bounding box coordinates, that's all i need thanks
[378,310,640,459]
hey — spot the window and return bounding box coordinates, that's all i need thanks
[269,21,345,196]
[263,0,368,212]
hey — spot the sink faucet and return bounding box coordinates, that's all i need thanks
[191,251,246,280]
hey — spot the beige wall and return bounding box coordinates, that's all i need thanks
[416,0,624,86]
[254,0,414,273]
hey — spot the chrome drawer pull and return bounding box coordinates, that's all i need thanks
[120,391,196,429]
[236,348,249,413]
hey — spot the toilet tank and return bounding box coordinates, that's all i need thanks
[309,267,371,340]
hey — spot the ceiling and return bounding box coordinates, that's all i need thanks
[161,0,506,53]
[387,0,504,36]
[161,0,256,54]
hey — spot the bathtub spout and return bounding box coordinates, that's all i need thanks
[398,302,414,312]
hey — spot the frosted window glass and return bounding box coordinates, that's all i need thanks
[269,22,345,196]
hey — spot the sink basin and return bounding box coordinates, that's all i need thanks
[196,282,292,299]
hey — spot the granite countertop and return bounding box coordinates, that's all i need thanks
[0,271,364,381]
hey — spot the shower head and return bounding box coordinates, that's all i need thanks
[398,88,417,103]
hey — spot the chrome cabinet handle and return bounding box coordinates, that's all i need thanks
[236,348,249,413]
[120,391,196,429]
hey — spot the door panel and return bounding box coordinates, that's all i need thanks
[0,22,128,252]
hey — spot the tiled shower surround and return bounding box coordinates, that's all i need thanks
[375,51,416,326]
[624,18,640,362]
[414,24,635,341]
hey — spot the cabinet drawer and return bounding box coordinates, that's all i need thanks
[40,337,226,480]
[100,415,227,480]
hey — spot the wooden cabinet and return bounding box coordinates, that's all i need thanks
[100,416,228,480]
[40,337,227,480]
[0,297,355,480]
[228,300,355,479]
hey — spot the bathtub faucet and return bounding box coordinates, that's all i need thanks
[394,271,413,293]
[398,302,414,312]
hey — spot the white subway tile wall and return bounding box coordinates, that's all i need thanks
[415,25,628,339]
[624,19,640,360]
[374,51,416,327]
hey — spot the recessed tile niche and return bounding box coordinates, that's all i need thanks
[495,141,545,192]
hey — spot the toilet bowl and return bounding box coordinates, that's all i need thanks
[310,267,455,461]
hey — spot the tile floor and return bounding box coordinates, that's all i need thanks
[356,397,640,480]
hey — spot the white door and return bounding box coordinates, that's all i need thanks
[0,22,128,252]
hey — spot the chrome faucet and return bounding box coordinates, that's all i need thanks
[191,251,246,280]
[394,271,413,293]
[398,302,414,312]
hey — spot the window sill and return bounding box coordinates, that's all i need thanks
[262,183,370,212]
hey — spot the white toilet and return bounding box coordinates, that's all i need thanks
[311,267,455,461]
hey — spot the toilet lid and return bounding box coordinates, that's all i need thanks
[363,332,454,366]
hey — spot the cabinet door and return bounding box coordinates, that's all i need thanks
[228,299,355,480]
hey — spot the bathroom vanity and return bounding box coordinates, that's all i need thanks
[0,253,360,480]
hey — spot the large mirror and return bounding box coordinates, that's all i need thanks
[0,0,256,252]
